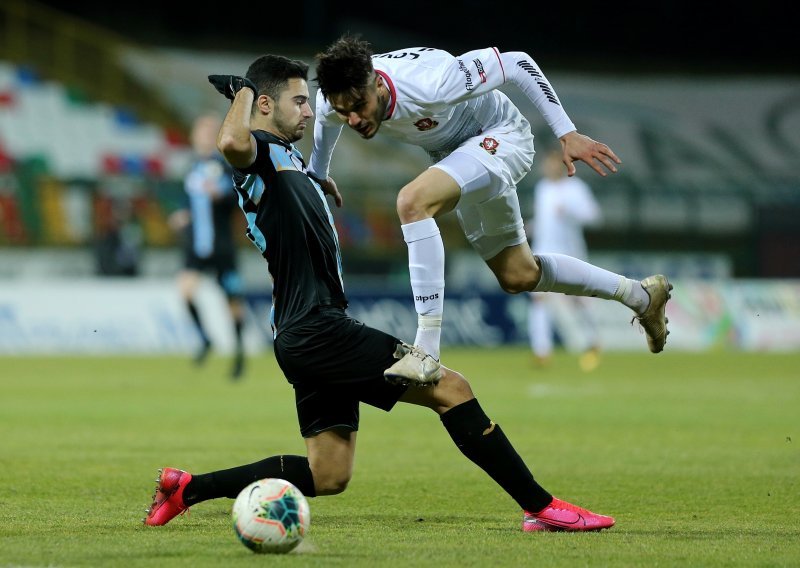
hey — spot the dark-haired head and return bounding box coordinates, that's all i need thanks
[244,54,313,143]
[246,54,309,100]
[314,33,374,100]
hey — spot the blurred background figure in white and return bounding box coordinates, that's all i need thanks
[169,112,247,380]
[528,148,603,371]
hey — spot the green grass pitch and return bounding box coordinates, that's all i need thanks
[1,348,798,567]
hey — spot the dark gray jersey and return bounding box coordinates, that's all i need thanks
[233,130,346,337]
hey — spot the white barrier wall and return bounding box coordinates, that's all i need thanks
[0,279,266,355]
[0,279,798,355]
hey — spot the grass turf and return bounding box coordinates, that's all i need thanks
[1,348,798,567]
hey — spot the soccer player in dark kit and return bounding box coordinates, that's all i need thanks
[171,112,247,379]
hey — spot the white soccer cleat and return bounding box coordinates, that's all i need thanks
[384,342,443,386]
[633,274,673,353]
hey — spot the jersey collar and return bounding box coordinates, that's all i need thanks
[375,70,396,119]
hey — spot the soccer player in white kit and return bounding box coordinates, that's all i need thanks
[529,149,603,370]
[310,34,672,385]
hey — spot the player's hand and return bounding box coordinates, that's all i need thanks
[560,131,621,177]
[310,174,343,208]
[207,75,258,101]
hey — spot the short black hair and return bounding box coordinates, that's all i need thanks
[246,55,309,100]
[314,33,374,99]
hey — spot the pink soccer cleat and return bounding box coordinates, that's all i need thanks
[143,467,192,526]
[523,497,615,532]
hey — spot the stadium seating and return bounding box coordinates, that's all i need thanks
[0,61,190,180]
[0,60,190,246]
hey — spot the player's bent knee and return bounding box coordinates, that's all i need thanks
[396,184,430,221]
[488,247,541,294]
[497,272,537,294]
[498,278,530,294]
[437,369,475,407]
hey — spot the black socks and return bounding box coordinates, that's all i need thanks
[183,455,316,506]
[186,300,209,344]
[440,398,552,513]
[181,401,553,514]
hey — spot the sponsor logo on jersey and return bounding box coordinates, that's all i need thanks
[457,59,475,91]
[415,293,439,302]
[414,118,439,131]
[474,58,487,83]
[479,137,499,155]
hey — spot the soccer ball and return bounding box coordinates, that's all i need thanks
[231,478,311,554]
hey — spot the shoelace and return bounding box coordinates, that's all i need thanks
[631,314,665,337]
[409,348,429,362]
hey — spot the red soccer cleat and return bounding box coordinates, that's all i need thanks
[523,497,615,532]
[143,467,192,526]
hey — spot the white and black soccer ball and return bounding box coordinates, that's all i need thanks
[232,478,310,554]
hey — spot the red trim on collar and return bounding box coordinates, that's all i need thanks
[375,69,396,119]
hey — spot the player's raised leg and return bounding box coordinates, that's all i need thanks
[489,246,673,353]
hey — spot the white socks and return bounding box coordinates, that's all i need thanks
[533,253,649,313]
[415,315,443,361]
[402,218,445,360]
[397,241,651,363]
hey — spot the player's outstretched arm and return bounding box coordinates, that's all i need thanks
[497,51,621,177]
[559,131,621,177]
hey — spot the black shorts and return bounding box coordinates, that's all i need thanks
[273,308,408,437]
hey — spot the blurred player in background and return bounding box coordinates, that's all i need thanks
[528,149,602,371]
[145,55,616,534]
[310,34,671,385]
[169,113,246,380]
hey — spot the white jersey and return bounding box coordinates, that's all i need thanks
[309,47,576,181]
[531,176,602,260]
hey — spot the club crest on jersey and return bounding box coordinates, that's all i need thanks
[479,137,499,155]
[414,118,439,131]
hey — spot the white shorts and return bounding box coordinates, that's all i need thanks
[432,127,533,260]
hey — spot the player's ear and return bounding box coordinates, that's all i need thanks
[257,94,273,115]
